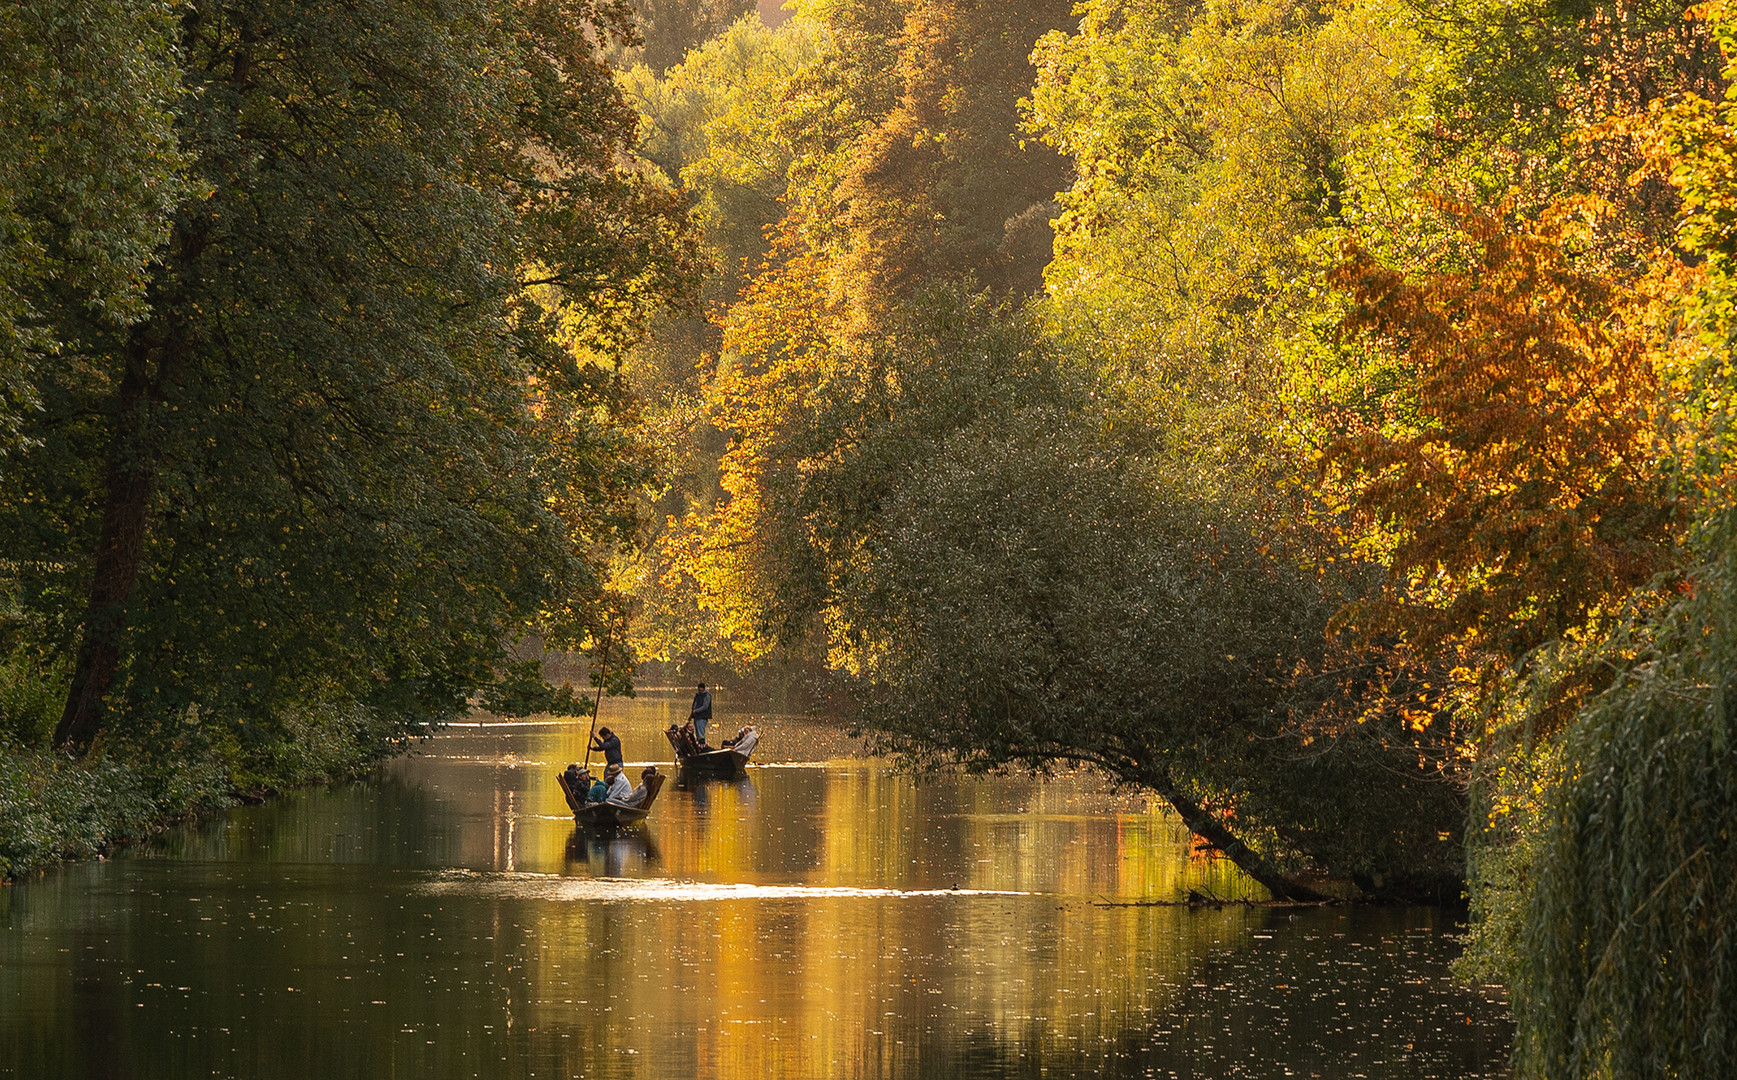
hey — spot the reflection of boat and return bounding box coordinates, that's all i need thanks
[565,827,658,871]
[557,770,665,825]
[665,725,756,779]
[680,773,756,807]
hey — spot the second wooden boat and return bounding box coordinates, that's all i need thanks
[665,724,756,779]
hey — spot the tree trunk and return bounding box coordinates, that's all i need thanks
[52,336,163,753]
[1144,768,1329,903]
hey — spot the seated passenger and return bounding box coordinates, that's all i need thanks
[560,763,587,811]
[587,772,609,803]
[603,763,632,803]
[671,720,704,757]
[722,726,758,756]
[625,766,660,807]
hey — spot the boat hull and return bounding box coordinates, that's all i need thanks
[677,747,749,779]
[665,727,752,779]
[574,801,651,826]
[558,770,664,825]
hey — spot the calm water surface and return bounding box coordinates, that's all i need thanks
[1,689,1511,1078]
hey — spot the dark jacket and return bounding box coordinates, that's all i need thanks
[591,732,623,769]
[690,689,713,720]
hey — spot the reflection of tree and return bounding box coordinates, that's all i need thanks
[148,774,444,866]
[0,752,1508,1078]
[2,872,1506,1078]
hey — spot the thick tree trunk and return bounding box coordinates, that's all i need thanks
[52,338,163,753]
[1143,768,1329,903]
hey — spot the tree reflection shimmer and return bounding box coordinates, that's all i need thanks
[0,690,1509,1078]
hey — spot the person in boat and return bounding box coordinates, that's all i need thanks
[721,725,758,756]
[565,766,599,806]
[670,719,705,757]
[625,765,660,807]
[689,682,713,745]
[561,764,589,811]
[603,762,633,803]
[587,770,610,803]
[591,726,623,770]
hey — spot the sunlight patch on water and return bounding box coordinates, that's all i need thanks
[438,719,580,728]
[418,869,1030,903]
[734,760,841,769]
[420,754,676,768]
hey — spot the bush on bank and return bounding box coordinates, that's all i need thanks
[0,651,425,880]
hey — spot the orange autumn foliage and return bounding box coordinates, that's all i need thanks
[1326,197,1691,661]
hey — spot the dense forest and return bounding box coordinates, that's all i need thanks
[614,0,1737,1071]
[3,0,1736,1073]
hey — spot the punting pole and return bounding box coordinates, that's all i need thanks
[581,614,619,772]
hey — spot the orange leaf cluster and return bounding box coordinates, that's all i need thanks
[1326,197,1690,660]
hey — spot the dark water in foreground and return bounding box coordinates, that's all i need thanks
[1,689,1511,1079]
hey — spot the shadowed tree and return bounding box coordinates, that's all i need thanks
[0,0,183,451]
[5,0,694,754]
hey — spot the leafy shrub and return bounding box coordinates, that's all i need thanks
[0,648,67,749]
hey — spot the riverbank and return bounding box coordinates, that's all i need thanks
[0,706,422,882]
[0,748,227,881]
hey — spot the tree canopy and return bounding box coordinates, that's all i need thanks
[0,0,184,451]
[0,0,694,761]
[618,0,1737,1005]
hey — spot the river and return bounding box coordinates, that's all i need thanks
[1,687,1511,1078]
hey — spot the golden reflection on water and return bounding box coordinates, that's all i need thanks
[448,688,1258,900]
[0,688,1510,1079]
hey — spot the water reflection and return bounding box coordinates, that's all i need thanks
[564,832,660,877]
[0,689,1511,1078]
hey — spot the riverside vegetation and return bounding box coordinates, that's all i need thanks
[0,0,696,874]
[4,0,1736,1074]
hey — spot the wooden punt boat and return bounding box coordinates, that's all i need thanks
[665,726,754,779]
[557,770,665,826]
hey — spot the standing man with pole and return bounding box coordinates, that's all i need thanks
[689,682,713,747]
[582,613,622,771]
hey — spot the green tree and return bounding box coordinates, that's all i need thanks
[690,281,1468,897]
[615,13,827,667]
[0,0,692,755]
[1502,9,1737,1072]
[642,0,1078,661]
[1419,0,1723,235]
[621,11,825,394]
[644,0,1480,897]
[615,0,758,73]
[1026,0,1427,462]
[829,0,1076,311]
[0,0,184,451]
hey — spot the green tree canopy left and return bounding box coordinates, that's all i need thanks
[0,0,695,755]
